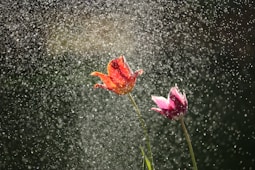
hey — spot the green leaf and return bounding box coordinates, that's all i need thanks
[140,146,152,170]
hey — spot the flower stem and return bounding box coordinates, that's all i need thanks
[128,93,154,170]
[180,117,198,170]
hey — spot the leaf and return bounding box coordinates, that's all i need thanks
[140,146,152,170]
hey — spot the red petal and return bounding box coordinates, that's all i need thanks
[91,71,116,89]
[107,56,133,85]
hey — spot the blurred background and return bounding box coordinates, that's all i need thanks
[0,0,254,169]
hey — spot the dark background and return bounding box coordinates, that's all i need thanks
[1,0,254,169]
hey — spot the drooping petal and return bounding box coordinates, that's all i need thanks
[151,96,169,110]
[151,107,164,114]
[151,108,172,118]
[90,71,116,89]
[93,83,108,90]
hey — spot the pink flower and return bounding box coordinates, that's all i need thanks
[151,86,188,120]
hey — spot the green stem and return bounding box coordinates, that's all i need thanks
[180,117,198,170]
[128,93,154,170]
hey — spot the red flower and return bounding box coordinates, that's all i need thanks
[90,56,143,95]
[151,86,188,120]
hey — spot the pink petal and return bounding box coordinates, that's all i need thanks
[151,96,169,110]
[151,107,163,113]
[151,108,167,117]
[169,86,187,106]
[168,99,176,110]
